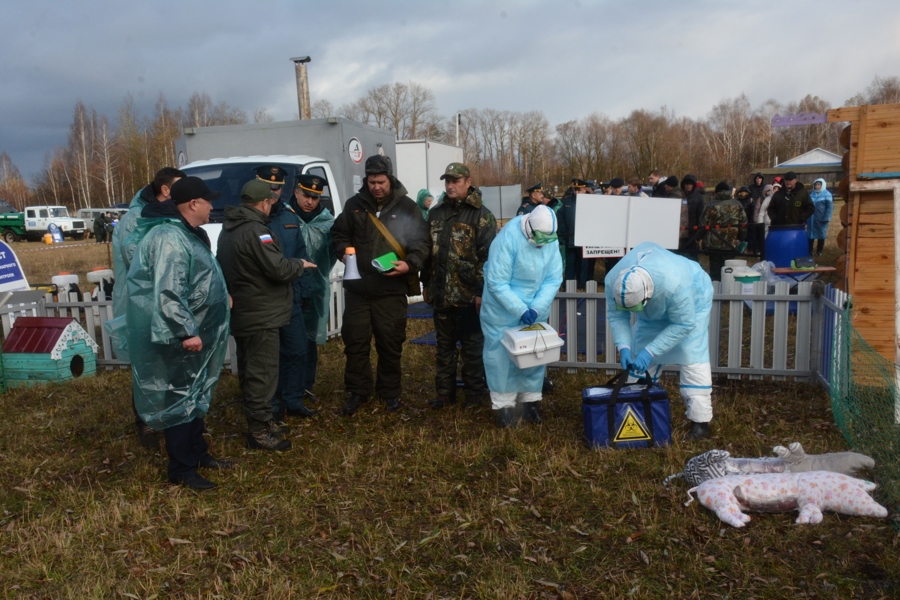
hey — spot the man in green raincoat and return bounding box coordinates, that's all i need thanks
[123,177,232,490]
[293,174,338,400]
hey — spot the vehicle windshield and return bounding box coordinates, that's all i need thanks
[48,207,70,218]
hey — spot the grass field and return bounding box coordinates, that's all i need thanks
[2,204,898,599]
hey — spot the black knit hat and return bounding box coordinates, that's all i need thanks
[715,181,731,193]
[664,175,679,188]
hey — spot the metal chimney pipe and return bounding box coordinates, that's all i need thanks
[290,56,312,120]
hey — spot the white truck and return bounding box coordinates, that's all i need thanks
[173,118,463,251]
[395,139,464,199]
[23,206,88,240]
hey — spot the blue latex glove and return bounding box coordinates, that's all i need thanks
[520,309,538,325]
[631,349,653,373]
[619,348,632,371]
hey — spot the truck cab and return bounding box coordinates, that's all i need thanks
[179,155,342,253]
[24,206,87,240]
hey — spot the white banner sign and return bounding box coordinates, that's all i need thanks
[573,195,681,251]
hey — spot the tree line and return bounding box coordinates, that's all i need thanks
[1,75,899,211]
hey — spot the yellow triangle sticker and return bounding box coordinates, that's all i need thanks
[614,407,652,442]
[520,323,546,331]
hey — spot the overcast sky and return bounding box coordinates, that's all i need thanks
[2,0,898,180]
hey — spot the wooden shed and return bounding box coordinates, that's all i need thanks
[2,316,98,388]
[827,103,900,363]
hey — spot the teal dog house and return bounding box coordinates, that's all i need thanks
[2,317,98,388]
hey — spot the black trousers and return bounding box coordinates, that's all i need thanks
[565,246,583,286]
[164,417,210,481]
[434,304,488,397]
[341,290,407,399]
[235,329,280,424]
[273,310,307,416]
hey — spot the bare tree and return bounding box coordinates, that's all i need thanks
[311,99,335,119]
[253,108,275,123]
[0,152,30,209]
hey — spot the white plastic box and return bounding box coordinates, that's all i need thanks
[501,322,564,369]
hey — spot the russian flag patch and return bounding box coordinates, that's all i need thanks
[259,234,274,244]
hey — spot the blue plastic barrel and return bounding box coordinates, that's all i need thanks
[765,225,808,268]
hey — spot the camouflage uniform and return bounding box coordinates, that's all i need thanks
[700,190,748,281]
[421,186,497,401]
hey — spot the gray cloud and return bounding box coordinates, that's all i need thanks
[1,0,898,180]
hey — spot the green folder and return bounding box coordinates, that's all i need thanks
[372,251,399,273]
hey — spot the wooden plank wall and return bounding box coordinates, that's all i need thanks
[828,103,900,361]
[850,190,895,360]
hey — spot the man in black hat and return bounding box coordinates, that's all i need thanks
[517,183,544,216]
[124,176,232,490]
[332,155,430,415]
[767,171,814,227]
[558,178,591,287]
[217,179,314,452]
[256,165,287,189]
[267,173,316,423]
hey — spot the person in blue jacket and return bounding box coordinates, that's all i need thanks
[481,205,563,428]
[267,174,315,420]
[807,178,834,257]
[605,242,714,440]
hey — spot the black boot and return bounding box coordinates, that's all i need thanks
[687,421,710,440]
[429,394,455,409]
[341,393,368,416]
[542,378,555,394]
[523,402,543,425]
[286,403,318,418]
[495,407,519,428]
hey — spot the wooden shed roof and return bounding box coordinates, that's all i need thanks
[2,316,97,358]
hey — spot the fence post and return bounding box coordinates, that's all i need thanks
[564,280,578,373]
[809,281,825,387]
[584,280,598,370]
[726,280,745,380]
[708,281,722,368]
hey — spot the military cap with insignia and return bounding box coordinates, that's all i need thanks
[255,165,287,186]
[439,162,471,180]
[571,178,588,188]
[296,174,324,197]
[526,182,543,193]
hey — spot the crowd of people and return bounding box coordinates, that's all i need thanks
[517,170,834,285]
[108,159,835,490]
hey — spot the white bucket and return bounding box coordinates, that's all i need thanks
[735,271,761,295]
[721,259,748,288]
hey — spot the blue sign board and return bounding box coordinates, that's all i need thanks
[0,241,29,292]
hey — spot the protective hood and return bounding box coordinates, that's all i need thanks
[521,204,557,246]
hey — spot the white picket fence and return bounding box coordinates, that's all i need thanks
[0,277,850,386]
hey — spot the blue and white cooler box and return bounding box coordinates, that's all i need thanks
[582,372,672,449]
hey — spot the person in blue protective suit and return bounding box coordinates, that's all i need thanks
[110,167,184,449]
[123,177,232,490]
[807,178,833,257]
[267,176,315,421]
[605,242,714,440]
[481,205,563,428]
[293,175,337,403]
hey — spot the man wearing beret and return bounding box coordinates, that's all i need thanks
[332,155,431,415]
[422,162,496,409]
[217,179,314,451]
[517,183,544,216]
[122,177,231,489]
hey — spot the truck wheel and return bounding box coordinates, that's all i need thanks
[3,229,18,244]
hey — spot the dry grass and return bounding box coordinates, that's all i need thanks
[8,239,113,288]
[2,201,897,598]
[0,315,897,599]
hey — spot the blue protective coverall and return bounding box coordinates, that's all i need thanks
[481,214,563,409]
[604,241,714,423]
[122,217,230,430]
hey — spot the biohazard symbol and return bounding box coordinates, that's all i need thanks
[614,407,652,442]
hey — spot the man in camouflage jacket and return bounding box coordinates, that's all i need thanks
[421,162,497,408]
[701,181,748,281]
